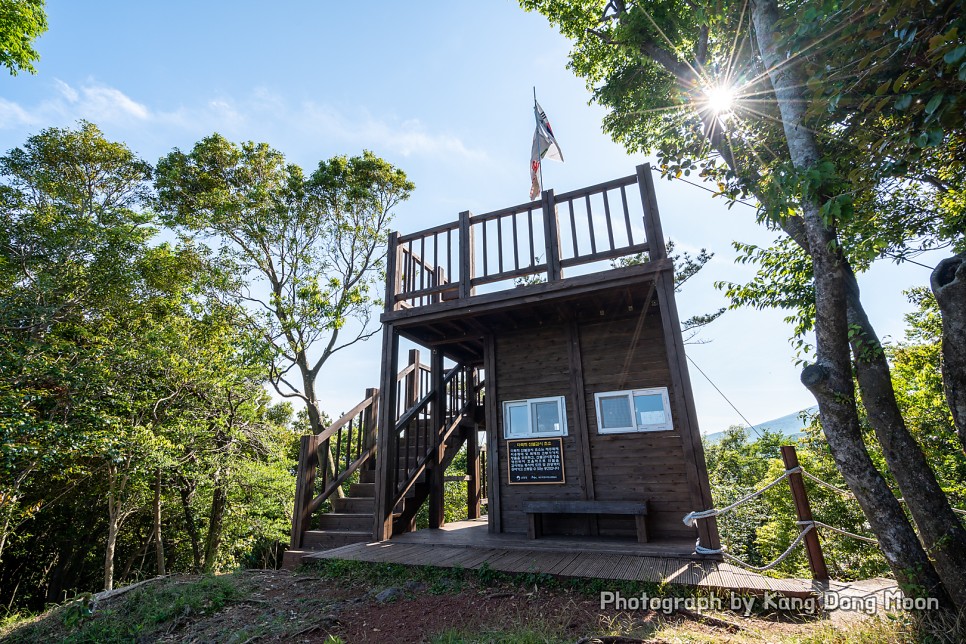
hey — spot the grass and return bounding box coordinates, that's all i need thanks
[1,575,240,644]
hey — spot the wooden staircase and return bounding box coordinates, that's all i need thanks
[299,465,377,554]
[283,353,483,569]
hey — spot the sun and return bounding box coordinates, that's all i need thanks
[703,84,736,116]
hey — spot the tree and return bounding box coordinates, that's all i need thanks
[1,123,300,604]
[155,136,413,447]
[519,0,966,607]
[0,0,47,75]
[0,121,159,591]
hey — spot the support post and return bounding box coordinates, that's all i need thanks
[781,445,830,582]
[291,433,320,549]
[429,349,446,528]
[483,335,502,533]
[458,210,475,299]
[373,327,400,541]
[467,420,481,520]
[541,189,562,282]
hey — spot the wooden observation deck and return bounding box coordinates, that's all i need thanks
[286,164,721,571]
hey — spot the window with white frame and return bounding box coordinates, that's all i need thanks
[503,396,568,439]
[594,387,672,434]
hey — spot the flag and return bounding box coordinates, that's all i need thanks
[530,100,564,200]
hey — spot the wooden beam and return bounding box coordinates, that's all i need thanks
[404,348,420,409]
[467,418,481,520]
[384,231,401,313]
[567,316,598,535]
[291,433,320,549]
[382,258,673,325]
[458,210,475,299]
[654,269,721,550]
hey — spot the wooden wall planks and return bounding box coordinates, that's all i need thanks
[491,297,700,541]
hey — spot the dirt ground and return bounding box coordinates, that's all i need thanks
[0,567,920,644]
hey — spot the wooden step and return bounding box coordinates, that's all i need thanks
[359,468,376,484]
[316,513,372,531]
[332,496,374,513]
[349,482,374,496]
[302,529,371,550]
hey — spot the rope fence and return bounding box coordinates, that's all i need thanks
[686,462,966,572]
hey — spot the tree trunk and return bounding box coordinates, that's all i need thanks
[178,477,203,572]
[932,252,966,453]
[104,479,119,592]
[751,0,952,607]
[301,366,344,498]
[153,468,166,575]
[202,467,228,573]
[845,268,966,607]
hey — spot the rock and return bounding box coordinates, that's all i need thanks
[375,587,402,603]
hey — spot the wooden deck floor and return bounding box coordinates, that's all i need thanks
[306,518,824,597]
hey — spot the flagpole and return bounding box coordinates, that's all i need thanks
[533,86,544,195]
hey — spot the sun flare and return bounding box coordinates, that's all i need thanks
[704,84,736,116]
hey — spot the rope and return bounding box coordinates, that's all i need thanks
[683,466,801,527]
[697,523,815,571]
[797,472,966,517]
[685,466,966,570]
[686,354,764,439]
[805,520,879,544]
[897,498,966,517]
[801,469,852,496]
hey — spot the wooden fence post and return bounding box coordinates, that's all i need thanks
[405,349,420,409]
[542,189,562,282]
[363,387,378,451]
[291,433,320,549]
[781,445,830,582]
[458,210,475,299]
[637,164,667,261]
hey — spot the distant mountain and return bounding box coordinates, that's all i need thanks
[703,406,818,443]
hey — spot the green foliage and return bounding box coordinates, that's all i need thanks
[705,289,966,579]
[0,123,297,612]
[155,135,413,434]
[0,0,47,75]
[519,0,964,355]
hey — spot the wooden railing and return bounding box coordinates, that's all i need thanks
[385,363,479,514]
[387,163,666,310]
[291,388,378,549]
[290,352,435,549]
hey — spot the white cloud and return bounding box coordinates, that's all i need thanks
[1,81,486,164]
[78,84,150,121]
[297,102,486,161]
[53,79,78,102]
[0,98,37,128]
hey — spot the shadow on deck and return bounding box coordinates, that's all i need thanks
[303,518,887,600]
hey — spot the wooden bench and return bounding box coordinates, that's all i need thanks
[523,500,649,543]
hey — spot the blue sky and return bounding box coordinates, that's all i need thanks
[0,1,938,433]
